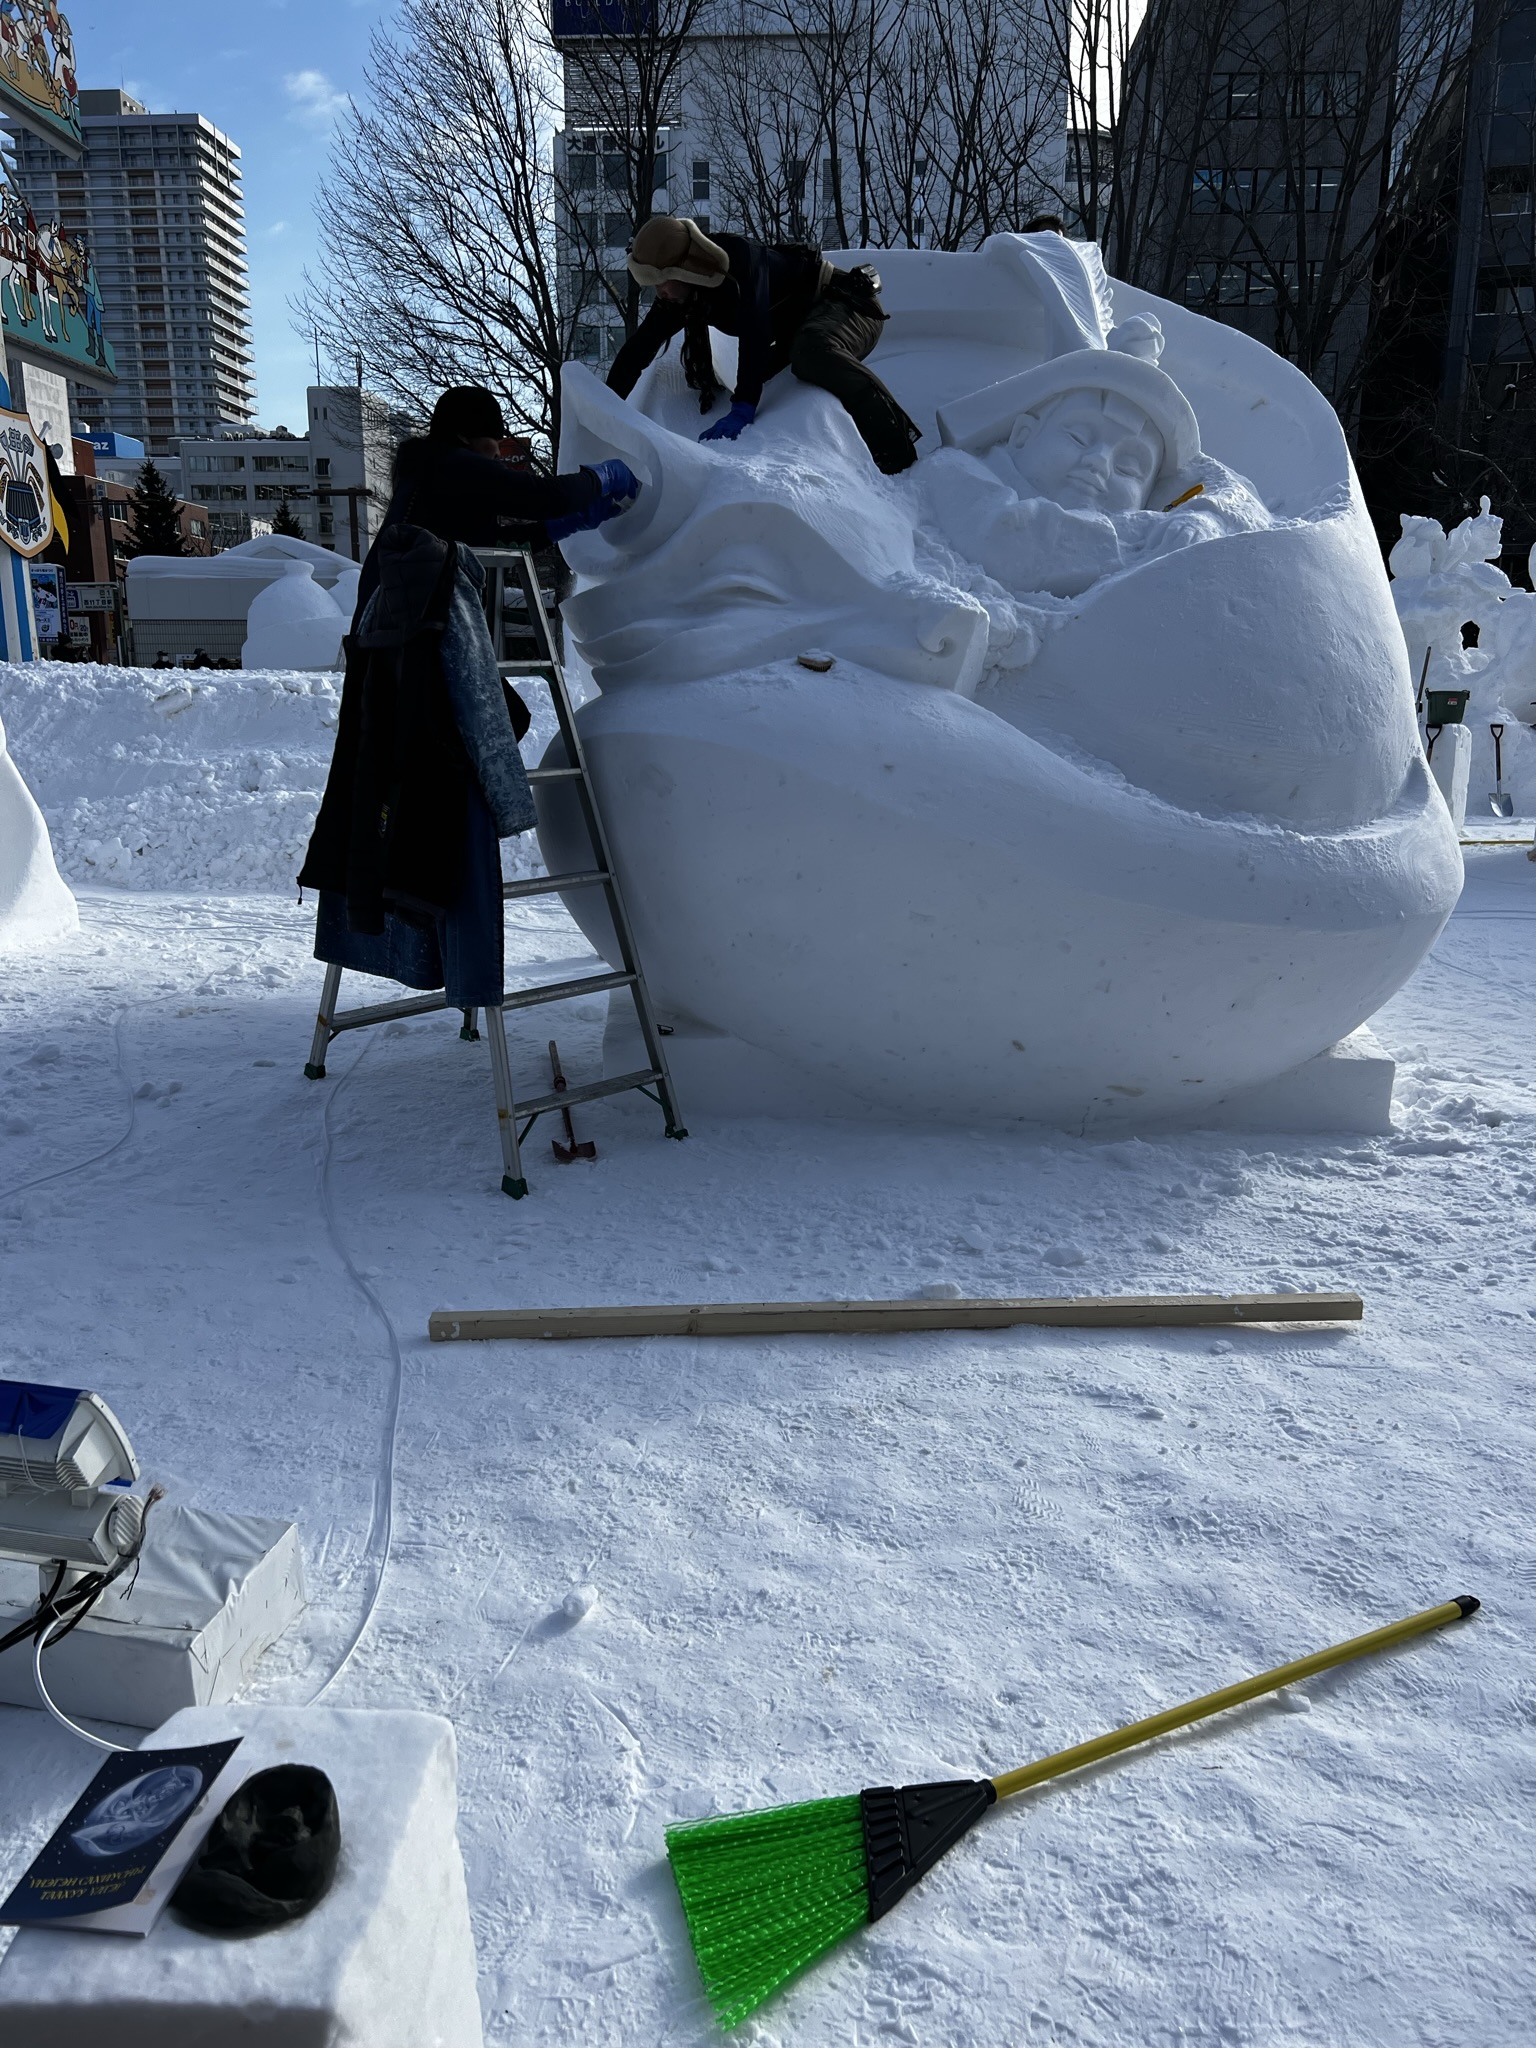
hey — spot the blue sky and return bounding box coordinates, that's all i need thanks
[69,0,398,427]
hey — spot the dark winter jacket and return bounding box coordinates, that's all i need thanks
[607,236,831,410]
[297,527,534,933]
[355,439,602,616]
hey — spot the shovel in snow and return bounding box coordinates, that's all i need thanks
[1489,723,1515,818]
[548,1039,596,1163]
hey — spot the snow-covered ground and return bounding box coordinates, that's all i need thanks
[1,664,1534,2044]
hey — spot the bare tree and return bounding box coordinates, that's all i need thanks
[694,0,1063,252]
[292,0,570,455]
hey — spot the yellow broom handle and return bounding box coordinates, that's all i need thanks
[991,1597,1477,1801]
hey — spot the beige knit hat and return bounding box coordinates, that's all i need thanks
[626,216,730,289]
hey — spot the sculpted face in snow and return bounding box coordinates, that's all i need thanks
[544,236,1461,1130]
[1000,391,1164,515]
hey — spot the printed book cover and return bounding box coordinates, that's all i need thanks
[0,1738,244,1936]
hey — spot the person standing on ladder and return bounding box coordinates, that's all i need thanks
[608,218,921,476]
[298,386,641,1027]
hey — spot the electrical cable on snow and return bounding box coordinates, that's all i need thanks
[0,1004,138,1208]
[306,1034,405,1704]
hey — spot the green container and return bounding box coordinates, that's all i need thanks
[1425,688,1469,725]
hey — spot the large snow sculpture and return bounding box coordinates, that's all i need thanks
[540,233,1462,1130]
[0,705,75,947]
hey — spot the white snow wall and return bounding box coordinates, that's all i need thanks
[0,702,75,947]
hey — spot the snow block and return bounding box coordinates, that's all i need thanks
[0,1505,305,1729]
[1206,1026,1397,1135]
[1429,721,1471,828]
[607,1002,1398,1136]
[0,706,76,947]
[0,1706,485,2048]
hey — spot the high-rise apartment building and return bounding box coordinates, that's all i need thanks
[9,88,255,457]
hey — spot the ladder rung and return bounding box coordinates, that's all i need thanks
[510,1068,664,1118]
[504,868,609,899]
[498,969,635,1013]
[526,766,582,784]
[329,990,450,1033]
[499,659,555,675]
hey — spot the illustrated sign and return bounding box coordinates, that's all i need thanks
[27,556,60,638]
[0,2,81,154]
[0,179,115,380]
[0,404,53,555]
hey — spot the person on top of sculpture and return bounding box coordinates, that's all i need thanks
[925,314,1269,599]
[607,216,922,475]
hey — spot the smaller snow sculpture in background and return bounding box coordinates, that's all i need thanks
[1389,497,1536,819]
[923,313,1271,600]
[240,561,347,673]
[0,703,75,946]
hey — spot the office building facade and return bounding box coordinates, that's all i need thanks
[179,387,399,558]
[9,88,255,458]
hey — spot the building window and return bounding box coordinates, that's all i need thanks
[1297,167,1341,213]
[1213,72,1262,121]
[1185,260,1317,308]
[1292,72,1362,119]
[1192,167,1286,214]
[1496,60,1533,114]
[692,158,710,202]
[1484,359,1536,408]
[1489,166,1532,217]
[1477,267,1536,314]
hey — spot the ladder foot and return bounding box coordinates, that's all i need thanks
[304,1062,327,1081]
[501,1174,529,1199]
[666,1124,689,1141]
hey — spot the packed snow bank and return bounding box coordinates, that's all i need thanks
[0,705,76,947]
[0,661,558,896]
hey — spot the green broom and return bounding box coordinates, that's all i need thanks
[666,1595,1478,2029]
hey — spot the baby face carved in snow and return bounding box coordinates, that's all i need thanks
[1000,392,1165,516]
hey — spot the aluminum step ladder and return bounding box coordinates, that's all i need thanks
[303,545,686,1197]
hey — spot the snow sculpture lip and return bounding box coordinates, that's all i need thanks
[545,243,1462,1127]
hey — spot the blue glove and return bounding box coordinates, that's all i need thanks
[545,462,643,542]
[699,402,756,444]
[588,458,640,506]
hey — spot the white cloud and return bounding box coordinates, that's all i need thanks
[284,69,349,129]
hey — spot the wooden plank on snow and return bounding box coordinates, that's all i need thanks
[426,1291,1363,1342]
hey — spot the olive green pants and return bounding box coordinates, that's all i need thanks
[789,284,920,474]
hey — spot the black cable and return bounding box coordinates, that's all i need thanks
[0,1487,164,1658]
